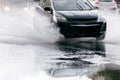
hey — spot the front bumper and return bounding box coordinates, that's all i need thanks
[57,21,106,38]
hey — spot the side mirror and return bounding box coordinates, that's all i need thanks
[44,6,51,11]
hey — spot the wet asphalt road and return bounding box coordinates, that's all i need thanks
[0,38,120,80]
[38,38,120,80]
[0,3,120,80]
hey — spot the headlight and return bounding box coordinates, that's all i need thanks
[97,14,106,22]
[56,14,67,22]
[24,7,29,11]
[4,6,10,12]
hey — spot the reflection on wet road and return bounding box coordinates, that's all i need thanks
[0,38,120,80]
[42,39,120,80]
[45,39,106,77]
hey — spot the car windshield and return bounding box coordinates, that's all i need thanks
[99,0,112,2]
[52,0,94,11]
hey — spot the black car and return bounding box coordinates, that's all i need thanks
[36,0,107,40]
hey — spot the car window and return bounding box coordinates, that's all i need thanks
[98,0,113,2]
[52,0,94,11]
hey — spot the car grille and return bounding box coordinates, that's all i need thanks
[70,24,100,27]
[59,23,102,34]
[69,24,101,33]
[70,18,97,22]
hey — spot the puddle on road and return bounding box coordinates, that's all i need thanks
[33,38,120,80]
[43,39,120,80]
[36,39,106,77]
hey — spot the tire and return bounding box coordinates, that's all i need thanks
[96,34,106,40]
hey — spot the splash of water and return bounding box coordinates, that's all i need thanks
[0,6,61,44]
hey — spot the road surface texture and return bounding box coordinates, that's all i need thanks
[0,1,120,80]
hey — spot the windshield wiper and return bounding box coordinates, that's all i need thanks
[76,3,84,11]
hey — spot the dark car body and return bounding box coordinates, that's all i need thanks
[36,0,107,40]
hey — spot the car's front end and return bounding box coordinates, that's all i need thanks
[53,11,106,39]
[52,0,106,40]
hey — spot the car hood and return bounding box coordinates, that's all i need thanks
[56,10,98,19]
